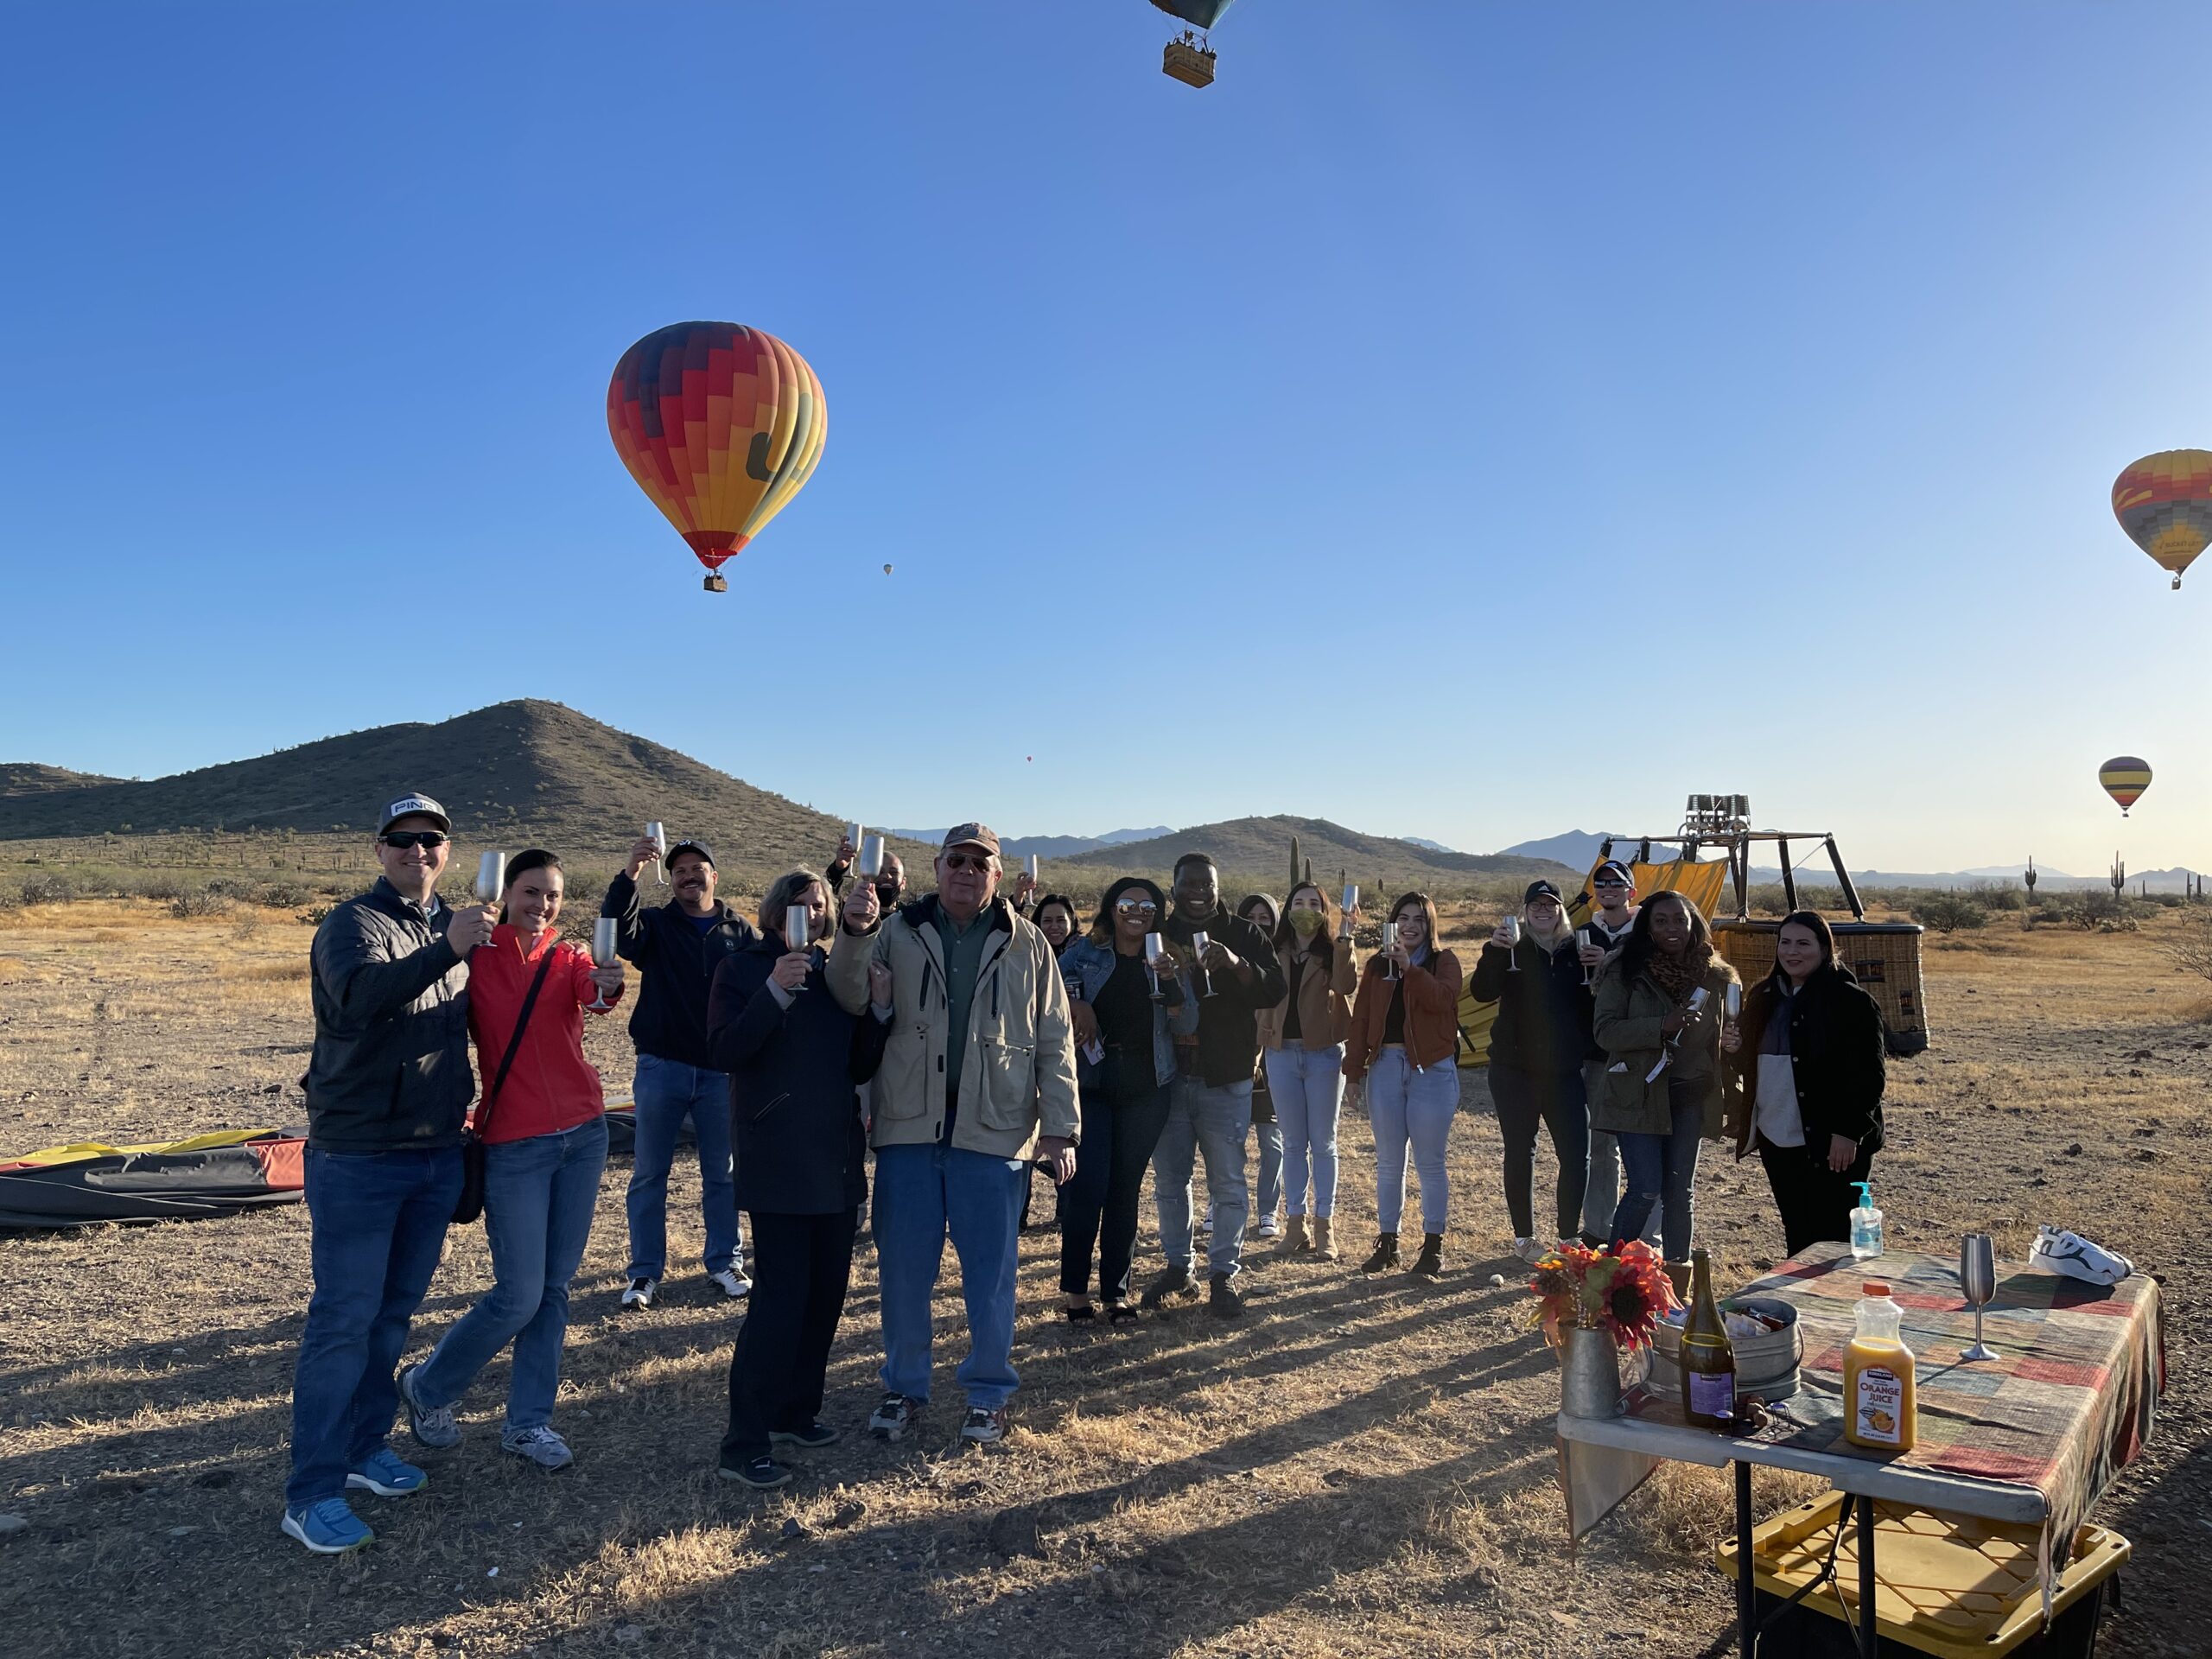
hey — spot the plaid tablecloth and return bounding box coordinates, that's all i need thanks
[1731,1243,2164,1554]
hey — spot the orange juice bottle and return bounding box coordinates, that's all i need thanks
[1843,1281,1916,1451]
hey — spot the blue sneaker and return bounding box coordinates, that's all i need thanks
[346,1448,428,1497]
[281,1497,374,1554]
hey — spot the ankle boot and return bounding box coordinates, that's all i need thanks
[1361,1231,1399,1274]
[1281,1214,1310,1253]
[1410,1232,1445,1279]
[1312,1217,1338,1261]
[1663,1259,1691,1301]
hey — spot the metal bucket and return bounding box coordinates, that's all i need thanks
[1647,1295,1802,1405]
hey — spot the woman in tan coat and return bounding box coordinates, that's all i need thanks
[1589,891,1738,1284]
[1255,881,1361,1259]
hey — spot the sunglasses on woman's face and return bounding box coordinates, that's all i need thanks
[379,831,448,850]
[1115,899,1158,915]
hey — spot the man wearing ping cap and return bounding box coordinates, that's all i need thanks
[283,792,496,1554]
[827,823,1079,1446]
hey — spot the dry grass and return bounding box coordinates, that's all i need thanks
[1,906,2208,1657]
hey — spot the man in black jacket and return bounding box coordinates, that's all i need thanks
[1142,853,1286,1317]
[283,793,495,1555]
[602,836,758,1309]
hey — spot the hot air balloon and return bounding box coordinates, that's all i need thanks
[1154,0,1233,86]
[2112,450,2212,590]
[2099,756,2152,817]
[607,322,827,594]
[882,563,893,575]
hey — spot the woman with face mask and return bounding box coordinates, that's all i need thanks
[1236,894,1287,1240]
[1723,911,1885,1256]
[1470,880,1594,1265]
[1343,893,1465,1279]
[397,850,626,1473]
[1590,891,1739,1290]
[1254,881,1360,1260]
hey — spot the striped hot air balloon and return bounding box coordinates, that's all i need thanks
[2098,756,2152,817]
[607,322,827,593]
[2112,450,2212,591]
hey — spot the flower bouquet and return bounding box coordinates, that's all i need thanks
[1529,1242,1677,1419]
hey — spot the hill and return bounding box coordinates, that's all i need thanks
[0,701,908,879]
[886,826,1170,859]
[1059,816,1575,893]
[0,763,124,798]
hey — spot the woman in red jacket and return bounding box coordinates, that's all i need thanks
[1343,893,1464,1280]
[399,849,624,1471]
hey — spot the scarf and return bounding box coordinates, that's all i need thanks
[1645,943,1711,1006]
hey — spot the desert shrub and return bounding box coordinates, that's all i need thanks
[257,879,315,909]
[1911,893,1986,934]
[301,903,335,926]
[21,873,75,906]
[170,887,233,919]
[2162,909,2212,982]
[1967,882,2024,912]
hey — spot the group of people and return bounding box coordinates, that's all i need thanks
[278,794,1885,1555]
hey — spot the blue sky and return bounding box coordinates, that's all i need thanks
[3,2,2207,873]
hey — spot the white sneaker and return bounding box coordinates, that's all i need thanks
[1511,1237,1548,1266]
[709,1268,753,1300]
[620,1276,658,1309]
[2030,1226,2133,1286]
[1258,1213,1281,1239]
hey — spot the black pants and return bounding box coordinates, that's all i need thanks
[1058,1080,1173,1301]
[721,1207,855,1465]
[1758,1135,1874,1259]
[1490,1063,1592,1243]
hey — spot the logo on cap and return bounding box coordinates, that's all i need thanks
[379,793,451,833]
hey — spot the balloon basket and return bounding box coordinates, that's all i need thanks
[1716,920,1929,1057]
[1163,35,1217,87]
[702,572,728,594]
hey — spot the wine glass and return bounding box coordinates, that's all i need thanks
[1379,921,1399,982]
[1502,911,1522,973]
[1144,931,1166,1002]
[1578,925,1596,988]
[645,822,667,887]
[1960,1233,1999,1362]
[475,851,506,906]
[785,904,814,992]
[1190,931,1217,998]
[588,917,620,1013]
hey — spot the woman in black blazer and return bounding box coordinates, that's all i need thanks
[1723,911,1885,1256]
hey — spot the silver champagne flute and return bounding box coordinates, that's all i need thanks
[646,821,667,887]
[588,917,620,1013]
[1960,1232,1999,1362]
[1502,911,1522,973]
[1578,925,1596,988]
[1190,930,1217,998]
[1144,931,1166,1002]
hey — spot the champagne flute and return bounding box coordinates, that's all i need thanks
[645,821,667,887]
[1341,883,1359,939]
[785,904,815,991]
[475,851,506,906]
[860,834,887,879]
[1190,930,1217,998]
[1960,1232,1999,1362]
[1502,910,1522,973]
[1380,921,1399,982]
[588,917,620,1013]
[1578,925,1597,987]
[1144,931,1166,1002]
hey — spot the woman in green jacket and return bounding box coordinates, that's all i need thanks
[1589,891,1738,1281]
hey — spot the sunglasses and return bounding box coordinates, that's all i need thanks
[1115,899,1159,915]
[1594,879,1630,890]
[942,852,995,873]
[379,831,448,850]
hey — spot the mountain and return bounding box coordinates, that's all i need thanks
[1399,836,1456,854]
[0,763,124,798]
[0,700,929,879]
[1059,816,1576,890]
[883,826,1172,860]
[1498,830,1647,871]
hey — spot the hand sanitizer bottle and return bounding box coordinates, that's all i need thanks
[1849,1181,1885,1260]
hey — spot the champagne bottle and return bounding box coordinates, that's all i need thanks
[1679,1248,1738,1430]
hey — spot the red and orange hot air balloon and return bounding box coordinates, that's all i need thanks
[2112,449,2212,590]
[607,322,827,593]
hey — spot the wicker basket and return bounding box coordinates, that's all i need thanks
[1714,920,1929,1056]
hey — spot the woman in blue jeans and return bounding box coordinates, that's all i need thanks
[1256,881,1360,1261]
[1059,876,1198,1322]
[398,850,626,1471]
[1236,893,1287,1240]
[1589,890,1738,1293]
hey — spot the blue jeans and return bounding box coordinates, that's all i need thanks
[873,1142,1024,1409]
[1368,1048,1459,1236]
[626,1053,741,1280]
[287,1146,463,1508]
[1583,1059,1660,1245]
[1254,1117,1284,1219]
[1153,1075,1252,1279]
[1263,1041,1344,1218]
[1611,1077,1705,1262]
[413,1116,607,1431]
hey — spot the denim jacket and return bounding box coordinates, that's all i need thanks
[1057,937,1198,1090]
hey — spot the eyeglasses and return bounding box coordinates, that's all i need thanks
[942,852,995,873]
[1115,899,1158,915]
[379,831,448,850]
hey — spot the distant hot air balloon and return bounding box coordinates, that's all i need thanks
[2099,756,2152,816]
[2112,450,2212,590]
[607,322,827,594]
[882,563,893,575]
[1154,0,1234,86]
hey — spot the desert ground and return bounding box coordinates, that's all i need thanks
[1,900,2206,1658]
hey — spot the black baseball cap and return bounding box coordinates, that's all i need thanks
[664,840,715,870]
[1592,860,1634,886]
[1523,880,1564,904]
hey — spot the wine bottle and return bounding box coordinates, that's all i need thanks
[1679,1248,1738,1430]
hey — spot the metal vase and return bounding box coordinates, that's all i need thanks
[1560,1325,1624,1419]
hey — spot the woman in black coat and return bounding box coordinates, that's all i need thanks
[705,868,891,1490]
[1723,910,1885,1257]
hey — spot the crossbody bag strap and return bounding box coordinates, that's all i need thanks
[480,944,559,1138]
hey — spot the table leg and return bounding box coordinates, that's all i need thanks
[1856,1493,1877,1657]
[1736,1459,1754,1659]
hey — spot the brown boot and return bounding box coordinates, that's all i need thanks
[1664,1259,1691,1301]
[1281,1214,1310,1253]
[1312,1217,1338,1261]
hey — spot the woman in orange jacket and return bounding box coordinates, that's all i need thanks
[1343,892,1464,1279]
